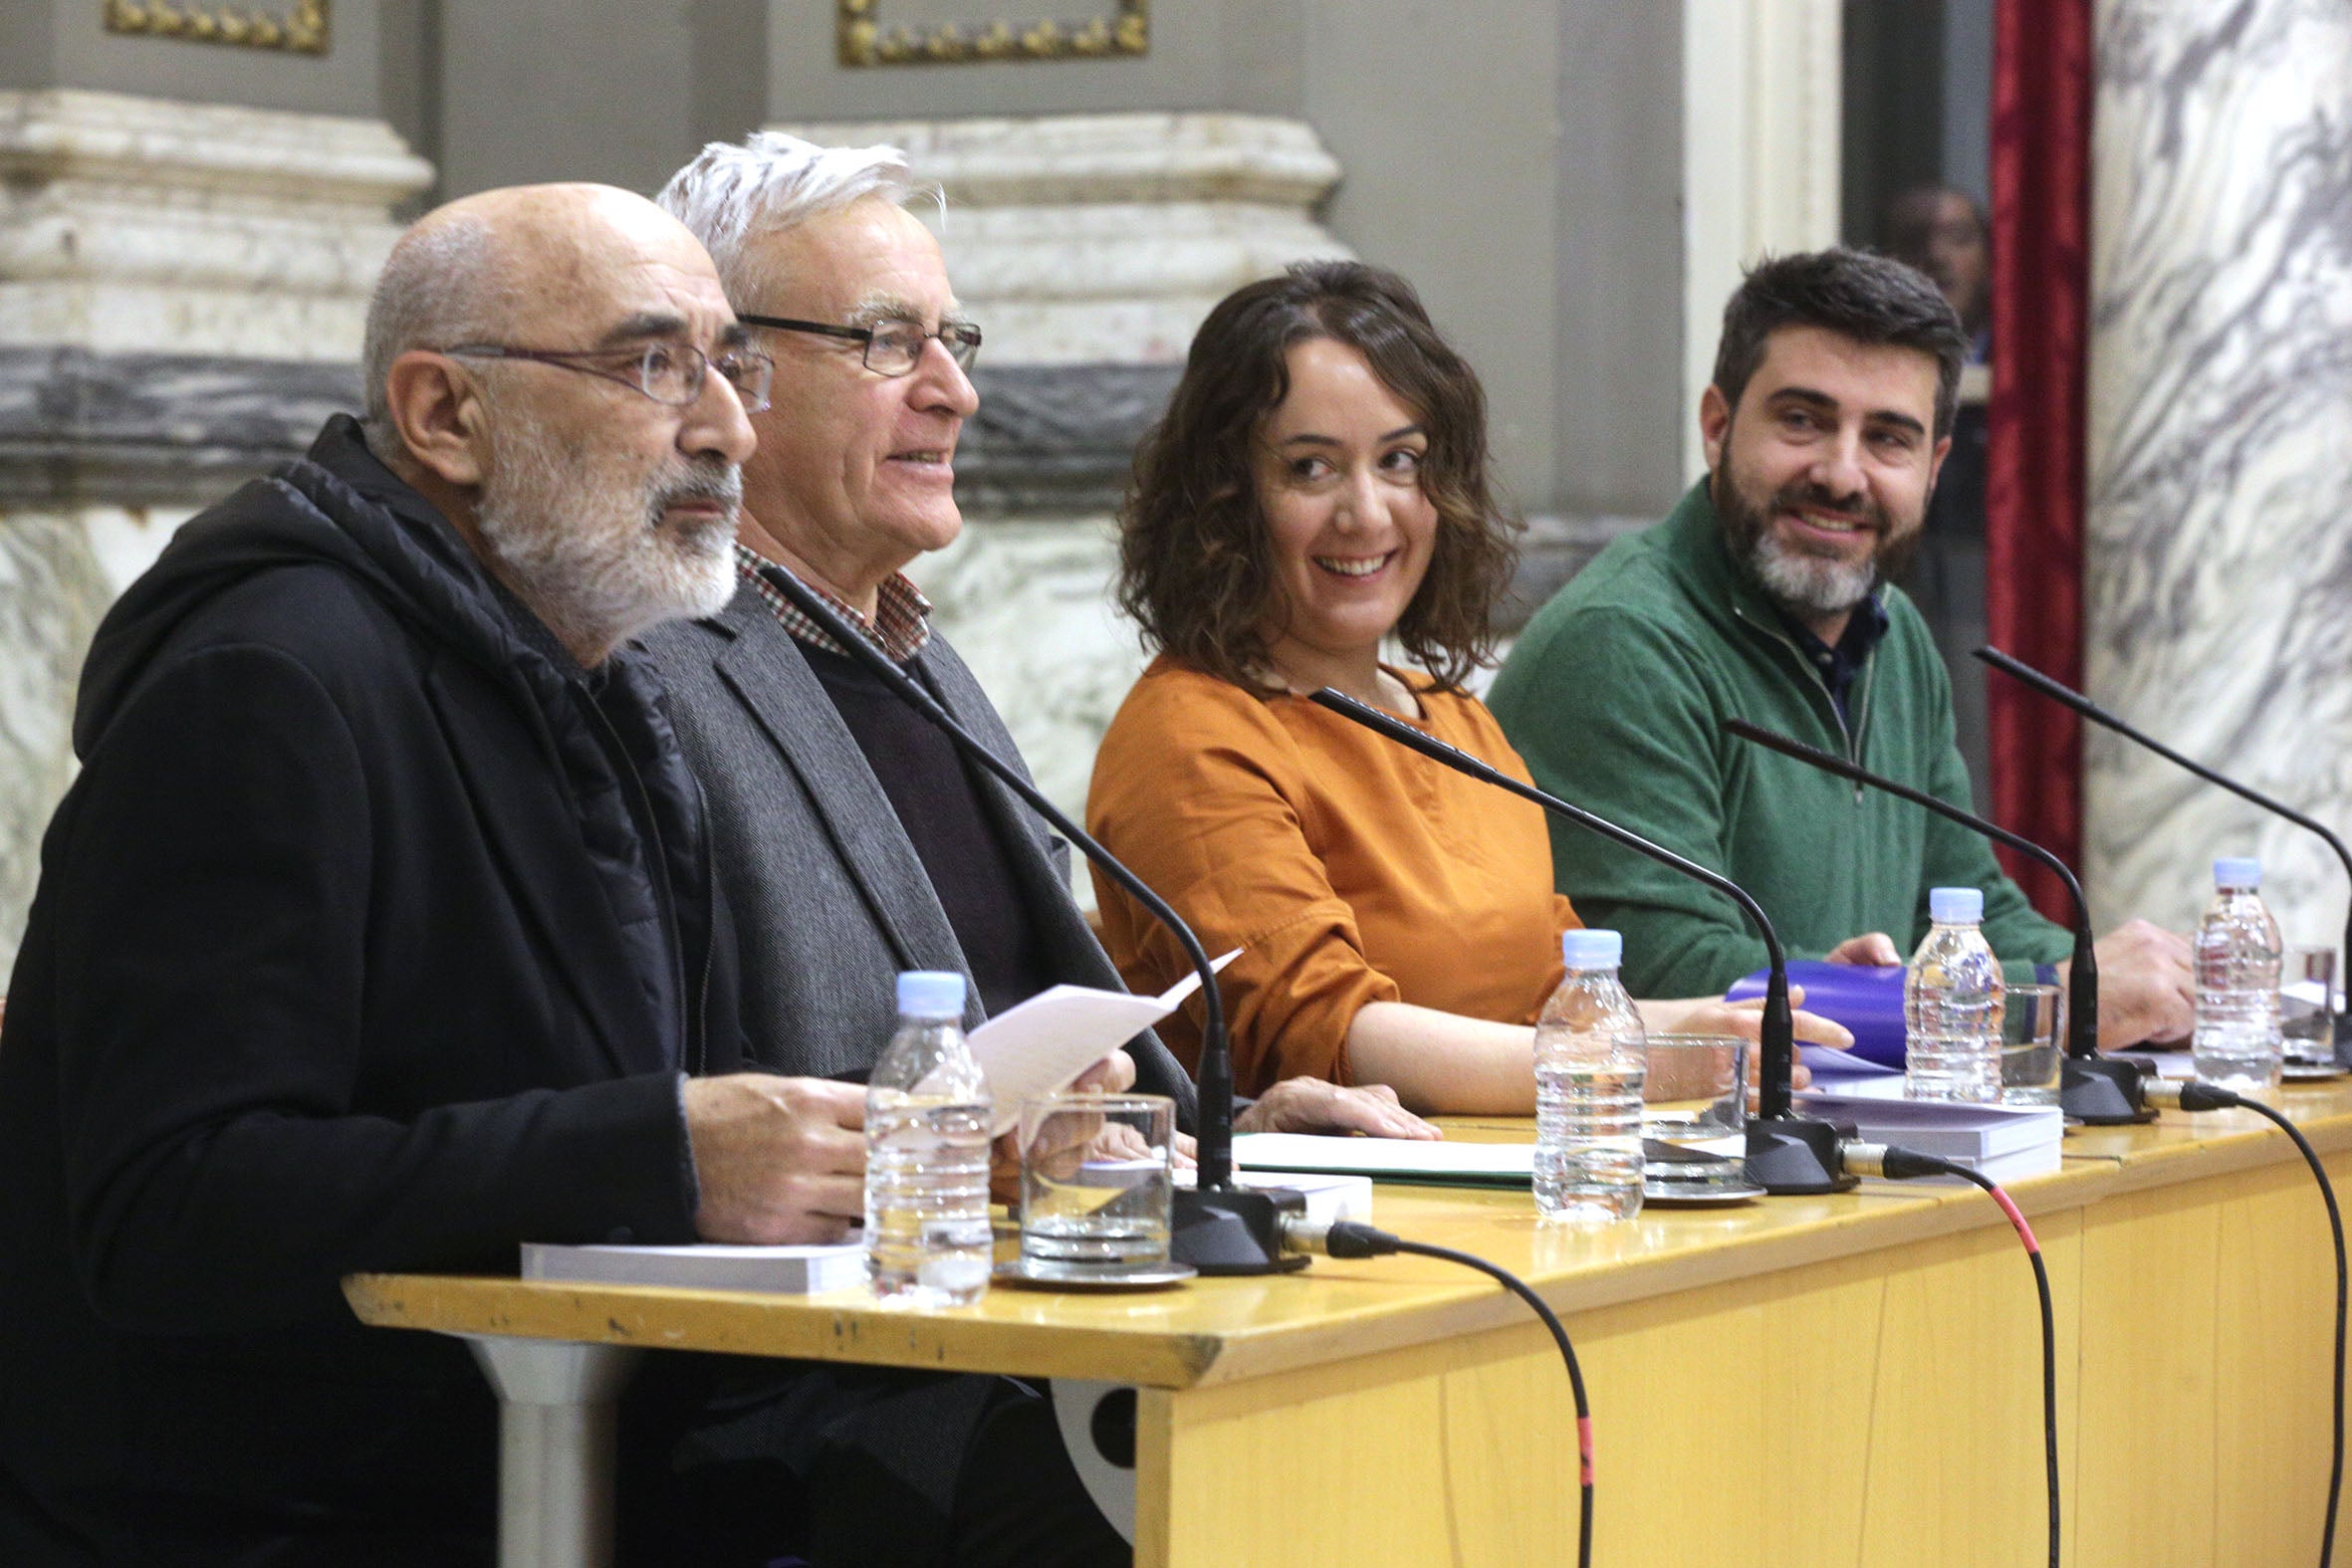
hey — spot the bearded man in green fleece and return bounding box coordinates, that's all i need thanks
[1490,248,2192,1049]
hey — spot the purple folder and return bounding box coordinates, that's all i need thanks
[1727,961,1907,1068]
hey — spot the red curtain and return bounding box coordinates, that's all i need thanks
[1985,0,2094,922]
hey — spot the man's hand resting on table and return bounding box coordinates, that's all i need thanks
[683,1075,868,1243]
[2087,918,2196,1048]
[1825,932,1903,967]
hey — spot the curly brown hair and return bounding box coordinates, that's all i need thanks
[1116,260,1521,693]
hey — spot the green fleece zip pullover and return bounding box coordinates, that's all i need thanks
[1488,480,2069,998]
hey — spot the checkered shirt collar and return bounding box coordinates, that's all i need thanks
[735,544,932,665]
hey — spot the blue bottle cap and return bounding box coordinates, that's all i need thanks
[2215,856,2262,889]
[895,970,966,1017]
[1928,886,1984,924]
[1560,929,1623,970]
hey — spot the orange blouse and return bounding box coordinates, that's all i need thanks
[1085,655,1580,1095]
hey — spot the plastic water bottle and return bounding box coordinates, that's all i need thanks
[865,972,994,1307]
[2193,856,2283,1096]
[1905,887,2004,1103]
[1533,929,1648,1224]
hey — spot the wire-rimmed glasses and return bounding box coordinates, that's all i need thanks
[737,314,982,377]
[439,340,776,413]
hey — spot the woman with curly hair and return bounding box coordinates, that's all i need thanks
[1085,261,1841,1113]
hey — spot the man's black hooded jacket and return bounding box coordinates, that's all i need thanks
[0,415,744,1562]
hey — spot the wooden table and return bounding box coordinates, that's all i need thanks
[347,1081,2352,1567]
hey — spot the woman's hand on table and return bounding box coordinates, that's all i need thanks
[1637,986,1852,1092]
[1232,1079,1442,1139]
[1167,1080,1442,1167]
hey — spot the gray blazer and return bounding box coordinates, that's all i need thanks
[641,586,1199,1126]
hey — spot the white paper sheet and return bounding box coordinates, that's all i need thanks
[1232,1132,1535,1183]
[969,951,1239,1135]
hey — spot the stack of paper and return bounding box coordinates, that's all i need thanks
[1231,1133,1533,1188]
[1794,1091,2066,1186]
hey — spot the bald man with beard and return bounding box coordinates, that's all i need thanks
[0,184,902,1564]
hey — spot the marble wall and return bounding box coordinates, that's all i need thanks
[2083,0,2352,950]
[0,92,428,972]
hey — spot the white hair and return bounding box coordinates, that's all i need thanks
[359,213,514,462]
[655,130,938,301]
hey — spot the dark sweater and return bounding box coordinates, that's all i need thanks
[799,638,1056,1020]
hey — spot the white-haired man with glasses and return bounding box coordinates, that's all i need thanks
[639,132,1435,1566]
[648,134,1440,1122]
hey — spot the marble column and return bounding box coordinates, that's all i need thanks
[779,112,1350,830]
[0,90,430,970]
[2083,1,2352,948]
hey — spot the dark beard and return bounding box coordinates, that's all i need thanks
[1711,412,1921,619]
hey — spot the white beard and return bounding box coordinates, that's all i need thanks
[474,401,740,660]
[1748,528,1880,619]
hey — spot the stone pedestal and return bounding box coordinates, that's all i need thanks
[2082,3,2352,946]
[0,90,430,970]
[780,113,1350,837]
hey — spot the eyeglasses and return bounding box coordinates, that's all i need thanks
[439,340,775,413]
[738,314,982,377]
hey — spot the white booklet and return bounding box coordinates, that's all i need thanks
[1793,1092,2064,1160]
[968,950,1240,1135]
[520,1240,864,1295]
[1857,1143,2066,1190]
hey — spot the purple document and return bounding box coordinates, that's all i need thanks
[1727,960,1908,1069]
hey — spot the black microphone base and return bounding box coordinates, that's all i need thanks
[1744,1115,1859,1195]
[1172,1184,1311,1275]
[2060,1055,2157,1125]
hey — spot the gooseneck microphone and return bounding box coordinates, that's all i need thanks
[1306,687,1855,1195]
[753,561,1305,1274]
[1977,644,2352,1051]
[1721,718,2156,1126]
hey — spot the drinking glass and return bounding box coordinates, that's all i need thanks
[1641,1034,1748,1191]
[1999,984,2064,1105]
[2282,946,2339,1069]
[1019,1092,1175,1271]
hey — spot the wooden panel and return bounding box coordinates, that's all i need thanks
[2213,1151,2348,1566]
[1156,1325,1579,1566]
[2076,1176,2222,1565]
[1146,1207,2082,1567]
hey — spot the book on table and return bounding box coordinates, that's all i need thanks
[521,1240,865,1295]
[1793,1091,2065,1163]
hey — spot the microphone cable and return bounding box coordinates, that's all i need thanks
[1285,1218,1594,1568]
[2144,1079,2346,1568]
[1844,1144,2060,1568]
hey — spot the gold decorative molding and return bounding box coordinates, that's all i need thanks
[837,0,1146,66]
[103,0,329,54]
